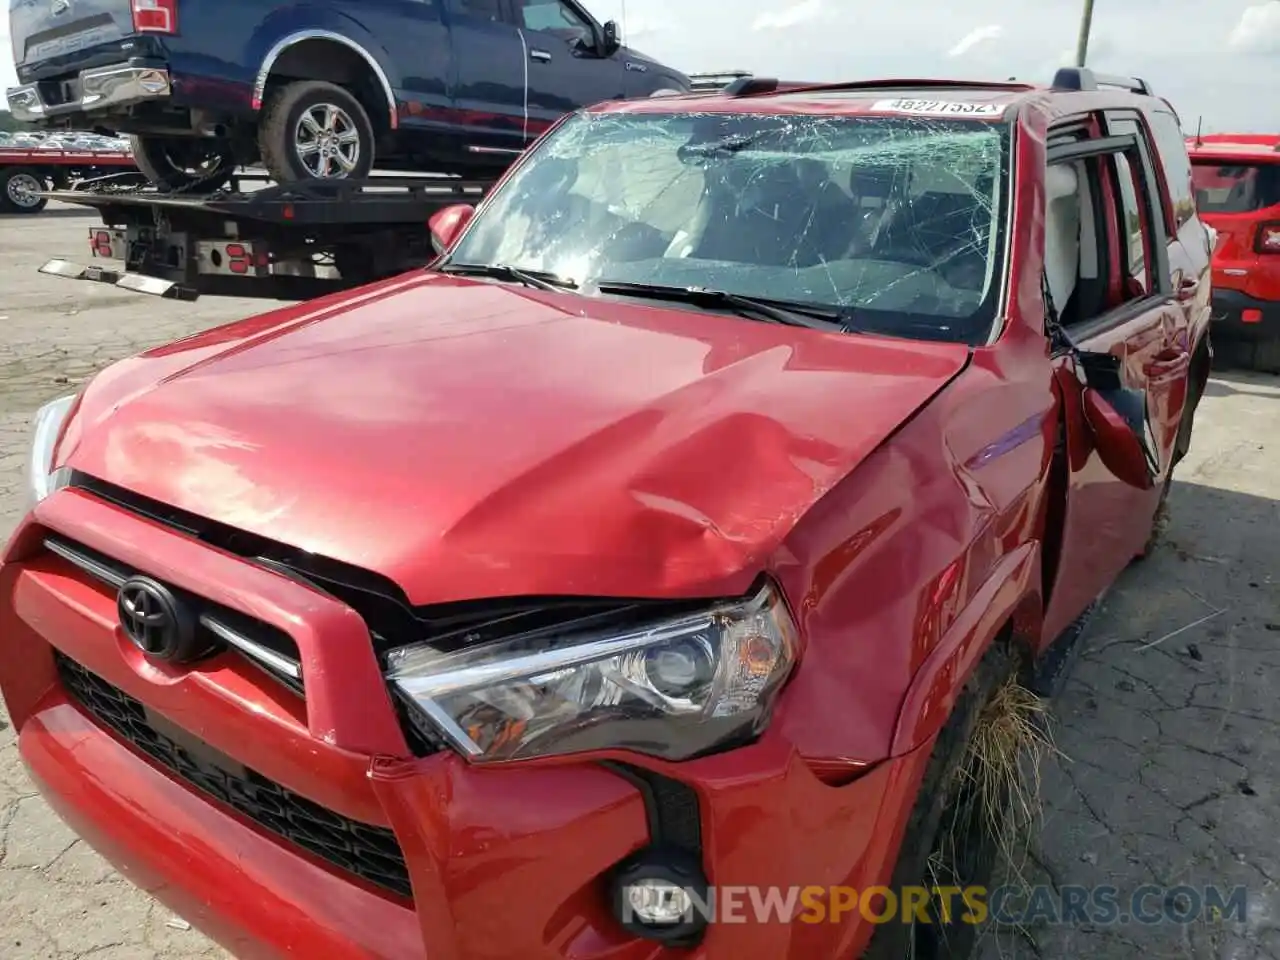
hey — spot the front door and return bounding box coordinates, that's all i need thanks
[1040,120,1192,644]
[509,0,626,138]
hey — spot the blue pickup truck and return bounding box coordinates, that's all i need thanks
[6,0,690,189]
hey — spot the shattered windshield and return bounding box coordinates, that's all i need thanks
[448,110,1012,344]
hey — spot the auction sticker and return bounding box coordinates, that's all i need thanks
[870,99,1005,117]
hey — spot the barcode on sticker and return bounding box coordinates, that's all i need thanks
[870,99,1005,117]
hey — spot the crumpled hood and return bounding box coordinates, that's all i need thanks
[59,274,970,603]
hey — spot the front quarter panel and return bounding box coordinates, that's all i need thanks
[769,334,1058,765]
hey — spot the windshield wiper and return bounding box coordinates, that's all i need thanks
[593,280,846,332]
[437,262,578,291]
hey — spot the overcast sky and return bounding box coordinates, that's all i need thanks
[4,0,1278,131]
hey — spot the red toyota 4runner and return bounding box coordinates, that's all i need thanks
[1187,134,1280,373]
[0,69,1211,959]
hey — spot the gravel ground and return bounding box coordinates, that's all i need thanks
[1,204,1278,959]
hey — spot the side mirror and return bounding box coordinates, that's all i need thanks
[600,20,621,55]
[428,203,474,253]
[1075,350,1159,490]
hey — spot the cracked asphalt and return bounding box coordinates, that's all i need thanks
[1,205,1279,959]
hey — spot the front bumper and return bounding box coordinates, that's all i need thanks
[0,484,928,960]
[5,62,171,123]
[1211,288,1280,343]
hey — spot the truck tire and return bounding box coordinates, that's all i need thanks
[0,167,49,214]
[128,135,235,193]
[1214,336,1280,375]
[258,80,375,183]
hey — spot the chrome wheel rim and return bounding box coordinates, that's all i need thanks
[294,103,361,178]
[7,172,43,208]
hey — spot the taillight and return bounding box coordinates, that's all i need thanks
[131,0,176,33]
[1258,221,1280,254]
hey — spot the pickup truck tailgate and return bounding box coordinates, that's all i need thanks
[9,0,136,73]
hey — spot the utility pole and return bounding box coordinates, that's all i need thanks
[620,0,628,40]
[1075,0,1095,67]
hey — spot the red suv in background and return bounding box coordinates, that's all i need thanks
[1188,134,1280,372]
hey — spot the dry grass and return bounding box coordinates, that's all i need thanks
[963,675,1061,851]
[927,672,1066,928]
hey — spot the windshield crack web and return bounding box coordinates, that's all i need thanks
[451,109,1008,344]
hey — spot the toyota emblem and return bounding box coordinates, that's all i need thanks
[50,0,70,15]
[116,576,194,660]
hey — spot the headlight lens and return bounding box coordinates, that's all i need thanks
[24,394,76,511]
[386,584,799,763]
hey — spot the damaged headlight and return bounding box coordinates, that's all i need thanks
[24,394,76,512]
[386,583,799,763]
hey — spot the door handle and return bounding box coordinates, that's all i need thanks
[1176,277,1200,301]
[530,48,552,62]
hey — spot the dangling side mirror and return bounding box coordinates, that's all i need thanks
[1075,350,1159,490]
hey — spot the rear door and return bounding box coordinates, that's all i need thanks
[1113,108,1213,347]
[355,0,453,133]
[10,0,136,81]
[440,0,527,156]
[1040,121,1191,643]
[508,0,625,137]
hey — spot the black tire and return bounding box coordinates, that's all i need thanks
[862,643,1021,960]
[1212,336,1280,375]
[258,80,375,183]
[0,167,49,214]
[128,135,236,192]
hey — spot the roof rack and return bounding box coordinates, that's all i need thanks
[724,76,779,96]
[1051,67,1151,96]
[722,76,824,97]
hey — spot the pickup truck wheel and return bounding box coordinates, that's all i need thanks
[128,135,235,193]
[258,81,375,183]
[1,168,49,214]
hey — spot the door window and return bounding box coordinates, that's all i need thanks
[456,0,503,20]
[1111,151,1151,296]
[518,0,591,40]
[1044,130,1162,328]
[1146,110,1197,227]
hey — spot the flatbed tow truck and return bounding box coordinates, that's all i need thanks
[34,72,751,303]
[37,170,494,301]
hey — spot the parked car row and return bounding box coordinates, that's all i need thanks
[0,130,131,152]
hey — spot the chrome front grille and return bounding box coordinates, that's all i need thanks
[43,535,304,693]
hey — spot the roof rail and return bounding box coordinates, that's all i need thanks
[724,76,780,96]
[722,77,823,97]
[1052,66,1151,96]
